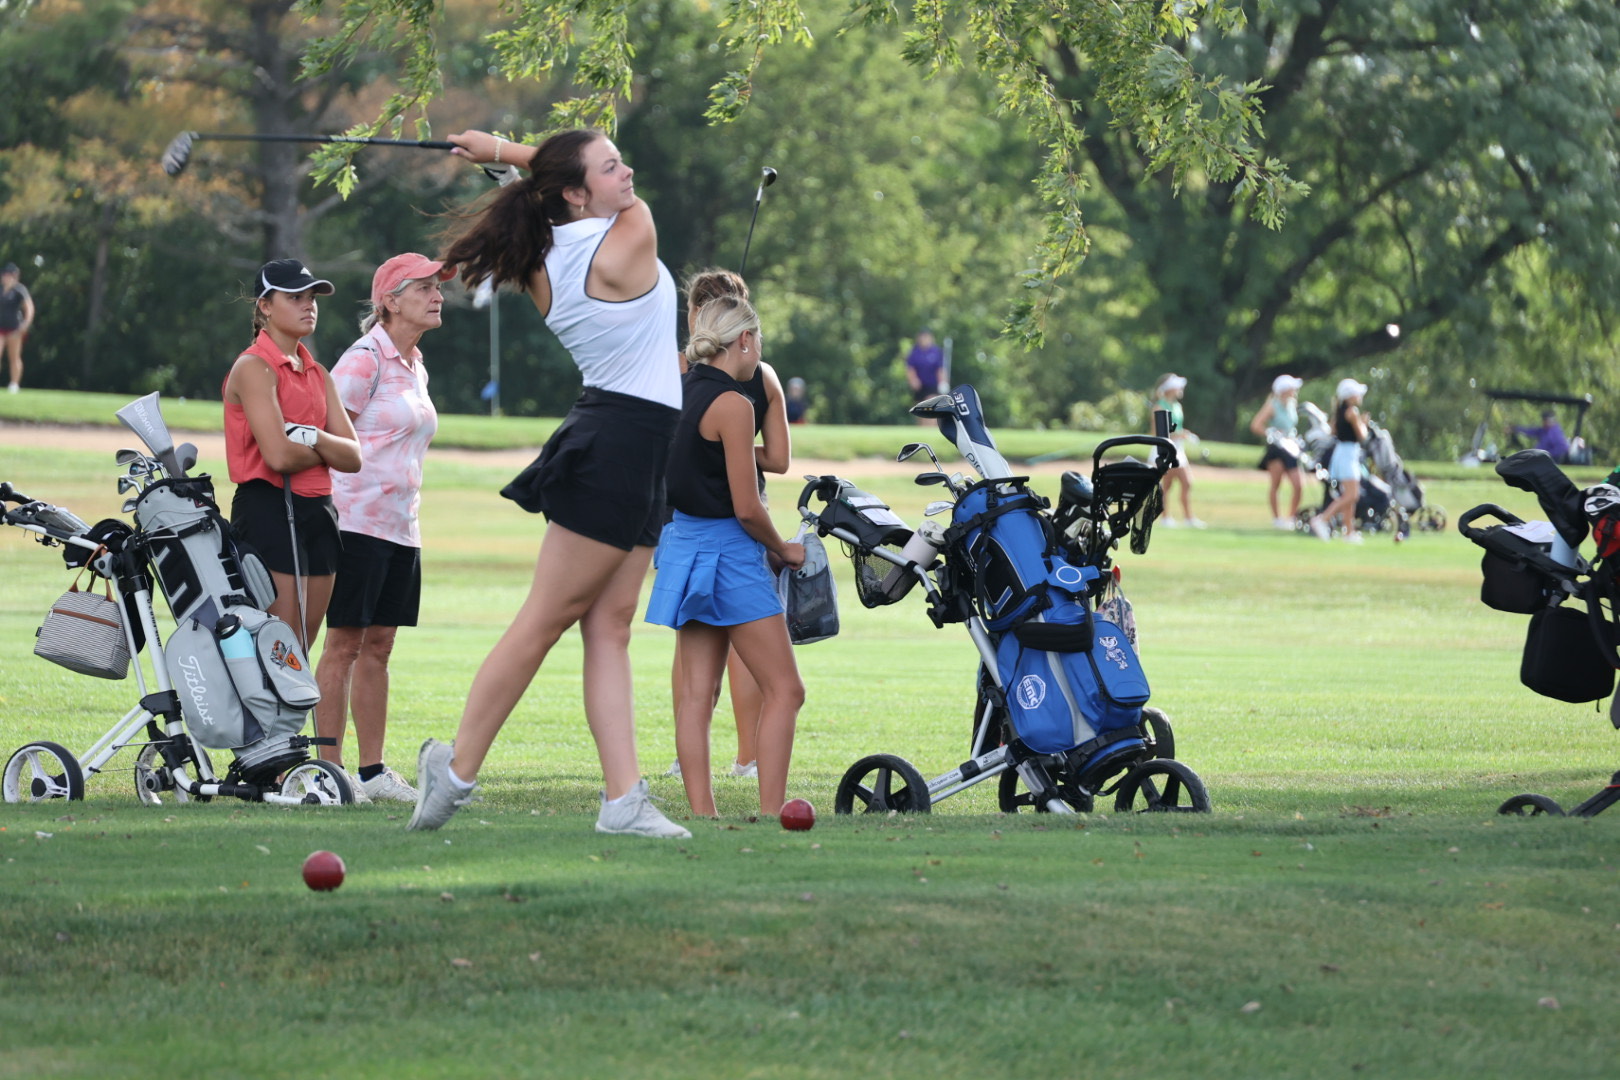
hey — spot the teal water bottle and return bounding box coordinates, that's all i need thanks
[215,614,254,659]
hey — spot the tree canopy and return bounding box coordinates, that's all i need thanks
[1,0,1617,456]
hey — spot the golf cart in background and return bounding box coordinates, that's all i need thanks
[1462,389,1594,467]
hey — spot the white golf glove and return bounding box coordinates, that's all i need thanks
[284,424,319,448]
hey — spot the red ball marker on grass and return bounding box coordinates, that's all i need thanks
[302,850,346,891]
[781,798,816,831]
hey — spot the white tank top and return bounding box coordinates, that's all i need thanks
[544,214,680,409]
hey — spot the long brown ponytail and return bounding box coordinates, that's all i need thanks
[439,129,605,292]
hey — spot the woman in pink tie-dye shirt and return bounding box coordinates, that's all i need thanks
[315,253,452,804]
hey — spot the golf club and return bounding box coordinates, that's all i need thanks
[737,166,778,278]
[162,131,455,178]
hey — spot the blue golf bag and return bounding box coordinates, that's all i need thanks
[946,478,1151,757]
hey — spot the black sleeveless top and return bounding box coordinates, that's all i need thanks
[668,365,752,518]
[1335,400,1359,443]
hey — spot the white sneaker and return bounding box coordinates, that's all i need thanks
[361,765,418,803]
[1273,517,1294,530]
[341,769,373,805]
[595,779,691,839]
[729,760,758,779]
[666,758,682,777]
[1345,532,1364,545]
[406,739,477,831]
[1308,516,1331,542]
[1188,517,1208,529]
[6,383,16,394]
[1160,516,1178,529]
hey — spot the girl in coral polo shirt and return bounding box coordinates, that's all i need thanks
[223,259,362,651]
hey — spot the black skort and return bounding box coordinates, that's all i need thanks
[229,478,342,576]
[1258,443,1302,470]
[501,387,678,551]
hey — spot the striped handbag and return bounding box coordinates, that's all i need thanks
[34,570,130,680]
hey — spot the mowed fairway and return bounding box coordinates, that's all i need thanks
[1,434,1616,1078]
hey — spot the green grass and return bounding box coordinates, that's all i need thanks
[2,404,1618,1077]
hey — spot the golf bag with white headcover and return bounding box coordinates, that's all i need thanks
[116,394,322,779]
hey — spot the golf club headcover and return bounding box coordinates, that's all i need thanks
[1495,450,1588,548]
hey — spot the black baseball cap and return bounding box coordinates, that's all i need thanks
[256,259,334,298]
[1,263,17,275]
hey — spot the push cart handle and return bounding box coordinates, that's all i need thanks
[795,474,845,516]
[1092,435,1178,471]
[1456,503,1525,540]
[0,481,26,505]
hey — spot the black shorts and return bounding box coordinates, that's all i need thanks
[229,479,342,576]
[326,531,421,628]
[500,387,678,551]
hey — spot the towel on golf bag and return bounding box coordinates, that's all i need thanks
[996,614,1150,755]
[164,602,319,750]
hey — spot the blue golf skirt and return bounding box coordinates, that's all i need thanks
[645,511,784,629]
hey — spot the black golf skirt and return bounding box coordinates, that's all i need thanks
[501,387,679,551]
[230,478,342,576]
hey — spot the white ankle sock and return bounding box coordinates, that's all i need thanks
[447,765,476,793]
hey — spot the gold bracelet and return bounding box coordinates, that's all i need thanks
[494,136,504,165]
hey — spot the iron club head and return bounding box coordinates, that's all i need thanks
[761,166,778,187]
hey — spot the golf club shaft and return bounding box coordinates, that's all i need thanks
[194,133,454,149]
[739,195,764,279]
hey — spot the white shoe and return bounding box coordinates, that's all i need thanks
[1308,516,1331,542]
[406,739,477,831]
[6,383,16,394]
[1188,517,1208,529]
[1273,517,1294,530]
[730,760,758,779]
[361,765,418,803]
[1345,532,1364,545]
[341,770,373,805]
[595,779,691,839]
[1160,516,1178,529]
[666,758,682,777]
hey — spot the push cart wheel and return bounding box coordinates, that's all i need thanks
[279,759,354,806]
[1497,793,1565,817]
[834,754,932,815]
[1415,506,1447,532]
[1140,707,1176,761]
[1112,759,1209,813]
[3,741,85,803]
[997,765,1094,813]
[134,740,215,805]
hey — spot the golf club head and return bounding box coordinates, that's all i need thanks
[761,166,778,188]
[116,393,182,478]
[115,448,143,466]
[896,442,927,463]
[913,471,950,487]
[161,131,196,177]
[924,500,956,517]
